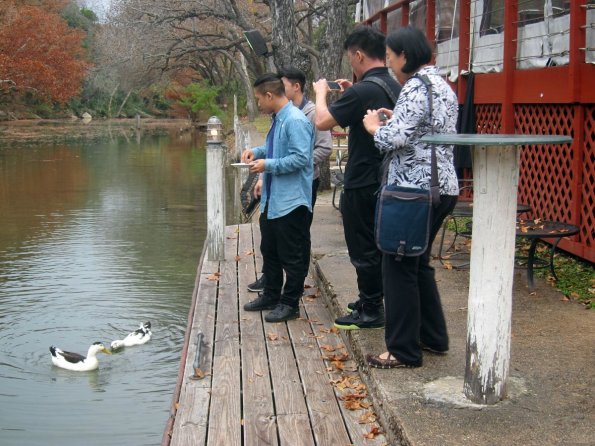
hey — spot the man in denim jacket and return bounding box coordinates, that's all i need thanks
[241,73,314,322]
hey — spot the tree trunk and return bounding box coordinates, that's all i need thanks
[268,0,310,73]
[317,0,352,191]
[107,84,119,119]
[116,90,132,117]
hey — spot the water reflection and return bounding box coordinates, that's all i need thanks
[0,125,228,445]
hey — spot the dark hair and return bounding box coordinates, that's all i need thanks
[278,66,306,93]
[253,73,285,96]
[343,25,386,61]
[386,26,432,74]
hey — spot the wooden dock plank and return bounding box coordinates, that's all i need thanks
[207,227,242,446]
[302,299,388,445]
[213,226,240,358]
[249,224,314,444]
[277,414,315,446]
[168,223,387,446]
[288,315,353,446]
[207,356,242,446]
[237,224,278,445]
[169,256,219,446]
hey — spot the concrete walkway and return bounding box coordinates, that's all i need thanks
[309,190,594,446]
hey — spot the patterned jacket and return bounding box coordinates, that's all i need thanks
[373,66,459,196]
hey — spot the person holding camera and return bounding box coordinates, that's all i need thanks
[313,26,401,330]
[362,27,459,368]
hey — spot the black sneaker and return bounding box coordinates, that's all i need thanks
[264,303,299,323]
[247,275,265,292]
[243,293,278,311]
[334,307,384,330]
[346,300,363,314]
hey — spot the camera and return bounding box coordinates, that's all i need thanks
[326,81,342,91]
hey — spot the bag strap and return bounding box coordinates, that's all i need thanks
[363,76,399,106]
[364,76,399,187]
[414,73,440,206]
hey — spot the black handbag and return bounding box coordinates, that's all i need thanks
[240,172,261,218]
[374,74,439,261]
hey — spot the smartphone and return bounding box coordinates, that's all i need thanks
[327,81,342,91]
[378,111,388,124]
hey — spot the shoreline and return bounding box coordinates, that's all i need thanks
[0,118,195,144]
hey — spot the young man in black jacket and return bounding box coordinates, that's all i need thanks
[313,26,401,330]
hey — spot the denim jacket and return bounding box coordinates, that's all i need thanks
[253,102,314,219]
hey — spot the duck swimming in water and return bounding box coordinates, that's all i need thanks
[49,342,112,371]
[110,321,152,350]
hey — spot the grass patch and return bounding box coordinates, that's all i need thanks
[251,115,270,134]
[517,240,594,309]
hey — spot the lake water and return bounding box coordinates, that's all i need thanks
[0,123,241,446]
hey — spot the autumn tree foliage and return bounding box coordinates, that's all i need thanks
[0,1,91,104]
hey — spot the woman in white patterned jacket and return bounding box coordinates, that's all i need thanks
[362,26,459,369]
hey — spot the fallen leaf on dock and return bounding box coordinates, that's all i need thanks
[343,400,371,410]
[340,392,368,401]
[206,272,221,281]
[363,426,382,439]
[359,411,377,424]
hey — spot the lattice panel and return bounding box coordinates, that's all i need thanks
[582,105,595,257]
[476,104,501,134]
[516,104,575,223]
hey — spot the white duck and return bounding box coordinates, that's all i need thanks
[49,342,111,371]
[110,321,152,350]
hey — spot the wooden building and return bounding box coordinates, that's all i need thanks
[357,0,594,263]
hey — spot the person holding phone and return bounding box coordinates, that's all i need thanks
[242,73,314,323]
[362,26,459,368]
[246,66,333,293]
[313,26,401,330]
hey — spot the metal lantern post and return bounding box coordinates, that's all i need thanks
[206,116,225,261]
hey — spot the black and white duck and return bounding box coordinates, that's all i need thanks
[49,342,111,371]
[110,321,152,350]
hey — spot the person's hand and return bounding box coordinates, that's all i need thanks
[312,79,330,97]
[362,108,392,135]
[254,179,262,198]
[241,149,255,163]
[249,159,266,173]
[336,79,352,90]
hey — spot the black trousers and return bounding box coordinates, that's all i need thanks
[383,194,458,365]
[302,178,320,278]
[260,205,309,308]
[341,184,383,306]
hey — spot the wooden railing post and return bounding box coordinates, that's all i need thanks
[206,116,225,261]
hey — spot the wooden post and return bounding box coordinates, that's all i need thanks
[206,117,225,261]
[464,144,519,404]
[420,134,571,405]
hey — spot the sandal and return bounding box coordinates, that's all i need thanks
[366,352,420,369]
[420,342,449,355]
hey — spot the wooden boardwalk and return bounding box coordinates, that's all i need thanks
[164,224,387,446]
